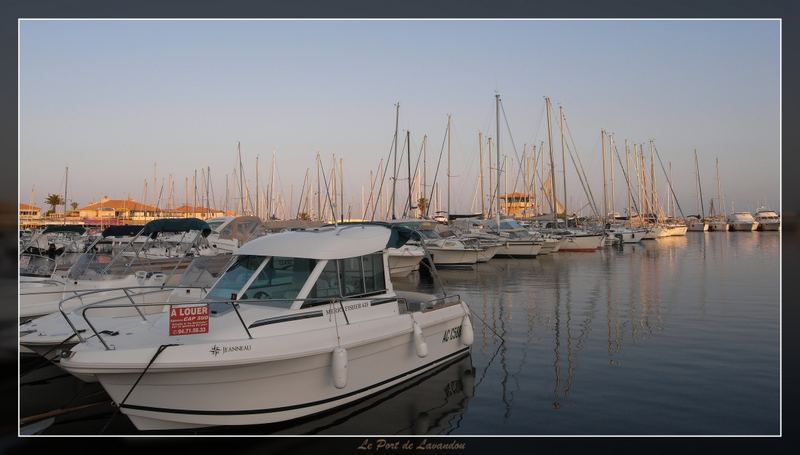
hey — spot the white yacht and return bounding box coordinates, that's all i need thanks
[754,207,780,231]
[728,212,758,231]
[59,224,473,430]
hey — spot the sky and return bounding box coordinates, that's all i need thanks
[19,19,780,218]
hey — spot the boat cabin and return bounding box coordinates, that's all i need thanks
[205,225,404,312]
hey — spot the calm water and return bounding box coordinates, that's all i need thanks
[19,232,780,435]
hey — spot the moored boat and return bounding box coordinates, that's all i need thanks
[59,224,474,430]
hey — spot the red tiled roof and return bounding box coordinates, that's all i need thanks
[79,199,159,212]
[19,203,40,211]
[171,204,223,213]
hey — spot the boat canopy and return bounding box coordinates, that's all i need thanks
[215,216,265,244]
[101,225,144,238]
[41,225,85,234]
[140,218,211,238]
[236,224,402,259]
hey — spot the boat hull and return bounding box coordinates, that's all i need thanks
[756,222,780,231]
[387,254,424,278]
[707,222,729,232]
[493,241,542,257]
[61,307,470,430]
[427,248,479,267]
[729,222,758,231]
[558,235,603,252]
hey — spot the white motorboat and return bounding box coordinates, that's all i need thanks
[754,207,780,231]
[387,243,425,277]
[59,224,474,430]
[20,225,89,281]
[728,212,758,231]
[605,225,645,244]
[19,255,230,363]
[412,229,479,267]
[19,219,217,322]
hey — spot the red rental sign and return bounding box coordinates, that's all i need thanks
[169,304,209,336]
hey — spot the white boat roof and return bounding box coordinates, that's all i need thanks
[235,224,391,259]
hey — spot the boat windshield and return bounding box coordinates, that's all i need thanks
[207,220,226,232]
[418,229,440,240]
[206,255,317,304]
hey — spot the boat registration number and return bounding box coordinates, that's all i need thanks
[442,326,462,343]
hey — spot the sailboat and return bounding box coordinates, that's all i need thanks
[687,150,708,231]
[706,157,729,232]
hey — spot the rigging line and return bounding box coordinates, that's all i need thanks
[425,118,450,218]
[611,140,641,216]
[652,142,687,219]
[402,133,426,216]
[295,168,309,219]
[386,131,409,220]
[318,157,339,226]
[563,112,601,217]
[368,133,398,221]
[499,99,527,198]
[563,136,599,218]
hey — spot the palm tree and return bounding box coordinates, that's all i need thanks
[70,202,78,211]
[417,197,428,217]
[45,194,63,215]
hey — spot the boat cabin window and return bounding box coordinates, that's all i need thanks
[306,253,386,304]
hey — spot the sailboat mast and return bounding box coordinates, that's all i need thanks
[406,130,412,218]
[716,157,722,219]
[559,105,568,224]
[487,137,493,217]
[601,130,608,224]
[447,114,452,217]
[495,94,501,228]
[479,132,485,218]
[695,149,705,219]
[256,155,260,219]
[610,134,616,218]
[340,157,345,222]
[316,153,322,221]
[63,166,68,224]
[545,97,557,224]
[650,142,656,221]
[625,139,632,223]
[391,102,399,220]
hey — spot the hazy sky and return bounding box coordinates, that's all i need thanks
[20,19,779,217]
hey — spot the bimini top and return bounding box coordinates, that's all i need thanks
[101,225,145,238]
[140,218,212,237]
[41,225,86,234]
[236,224,396,259]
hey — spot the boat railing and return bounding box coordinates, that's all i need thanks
[55,284,210,348]
[72,292,461,351]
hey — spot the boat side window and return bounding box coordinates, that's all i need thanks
[340,256,365,296]
[361,253,386,294]
[305,253,386,305]
[240,257,316,303]
[311,260,341,299]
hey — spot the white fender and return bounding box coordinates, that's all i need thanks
[412,321,428,358]
[332,346,348,389]
[460,315,474,346]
